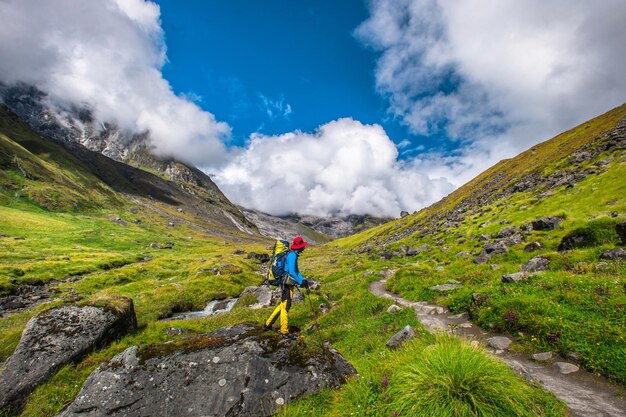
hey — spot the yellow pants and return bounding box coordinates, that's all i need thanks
[265,286,293,334]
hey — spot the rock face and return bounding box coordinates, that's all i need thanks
[0,298,137,412]
[56,324,356,417]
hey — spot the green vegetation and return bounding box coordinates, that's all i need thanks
[2,103,625,416]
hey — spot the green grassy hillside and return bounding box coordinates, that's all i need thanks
[333,103,626,384]
[2,104,625,416]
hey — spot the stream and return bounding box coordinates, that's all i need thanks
[163,298,238,321]
[369,278,626,417]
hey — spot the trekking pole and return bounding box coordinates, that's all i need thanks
[298,286,325,351]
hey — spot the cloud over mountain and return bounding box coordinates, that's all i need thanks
[214,118,455,217]
[0,0,230,167]
[356,0,626,185]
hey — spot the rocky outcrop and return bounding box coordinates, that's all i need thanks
[0,298,137,412]
[56,324,355,417]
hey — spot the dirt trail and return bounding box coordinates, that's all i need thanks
[369,277,626,417]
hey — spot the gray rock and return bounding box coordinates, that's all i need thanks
[531,216,564,231]
[496,226,517,239]
[236,286,276,309]
[554,362,579,374]
[566,351,582,362]
[387,304,401,313]
[478,234,491,241]
[600,248,626,260]
[502,233,524,247]
[473,250,490,264]
[56,324,355,417]
[521,256,550,272]
[490,264,500,270]
[483,241,508,255]
[524,241,544,252]
[532,352,553,361]
[502,272,528,283]
[616,221,626,245]
[595,262,609,270]
[400,210,410,218]
[455,251,470,257]
[386,325,415,350]
[406,245,429,256]
[435,266,444,272]
[246,252,270,263]
[0,298,137,412]
[487,336,512,350]
[429,284,460,292]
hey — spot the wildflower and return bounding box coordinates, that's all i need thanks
[382,375,389,389]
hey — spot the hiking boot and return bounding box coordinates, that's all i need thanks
[281,333,297,340]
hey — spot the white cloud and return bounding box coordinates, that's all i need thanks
[356,0,626,186]
[0,0,230,167]
[213,118,455,217]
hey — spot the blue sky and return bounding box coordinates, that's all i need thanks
[1,0,625,216]
[156,0,428,156]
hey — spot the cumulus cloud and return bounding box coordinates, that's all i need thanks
[213,118,455,217]
[356,0,626,185]
[0,0,230,167]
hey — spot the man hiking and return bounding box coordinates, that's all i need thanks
[264,236,309,339]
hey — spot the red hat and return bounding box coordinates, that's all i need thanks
[290,236,308,250]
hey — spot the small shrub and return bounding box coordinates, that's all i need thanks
[558,219,618,251]
[389,336,565,417]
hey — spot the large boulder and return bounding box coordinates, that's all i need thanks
[0,298,137,412]
[56,324,356,417]
[531,216,564,231]
[236,286,277,309]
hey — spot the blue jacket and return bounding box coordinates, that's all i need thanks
[284,250,305,285]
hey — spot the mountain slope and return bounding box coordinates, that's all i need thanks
[0,84,256,232]
[333,103,626,383]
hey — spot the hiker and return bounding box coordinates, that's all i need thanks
[264,236,310,339]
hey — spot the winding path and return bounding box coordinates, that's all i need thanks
[369,277,626,417]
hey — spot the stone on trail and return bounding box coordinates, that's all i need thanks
[0,298,137,412]
[487,336,512,350]
[532,352,553,361]
[554,362,580,375]
[56,324,355,417]
[386,325,415,350]
[429,283,460,292]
